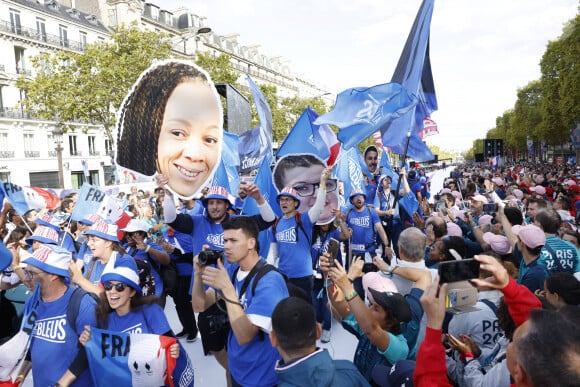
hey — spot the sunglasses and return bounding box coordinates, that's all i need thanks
[103,282,128,292]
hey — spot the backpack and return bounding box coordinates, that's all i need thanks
[128,248,156,297]
[67,287,99,333]
[231,260,302,341]
[272,213,311,245]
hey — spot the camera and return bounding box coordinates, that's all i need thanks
[198,249,224,266]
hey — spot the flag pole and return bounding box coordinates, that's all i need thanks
[392,130,412,209]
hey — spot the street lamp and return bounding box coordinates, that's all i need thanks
[52,128,64,188]
[172,27,212,56]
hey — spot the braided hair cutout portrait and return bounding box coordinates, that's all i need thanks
[116,60,223,199]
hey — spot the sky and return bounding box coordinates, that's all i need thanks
[162,0,578,153]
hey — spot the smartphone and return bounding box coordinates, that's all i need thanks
[438,259,480,283]
[482,203,498,213]
[326,238,340,268]
[435,201,448,216]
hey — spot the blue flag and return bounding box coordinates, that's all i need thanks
[277,107,341,166]
[382,0,438,155]
[247,75,273,164]
[313,83,418,150]
[84,328,193,387]
[70,183,108,222]
[389,131,434,162]
[214,130,240,194]
[399,191,420,217]
[335,145,364,203]
[238,125,264,174]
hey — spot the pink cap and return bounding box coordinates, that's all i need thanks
[531,186,546,196]
[483,232,512,255]
[470,194,489,204]
[564,179,577,187]
[446,222,463,237]
[363,272,398,304]
[512,189,523,200]
[478,214,493,226]
[512,224,546,248]
[451,191,462,199]
[440,188,452,194]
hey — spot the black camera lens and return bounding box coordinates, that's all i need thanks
[198,249,224,266]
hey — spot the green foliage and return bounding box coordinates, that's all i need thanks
[467,13,578,159]
[540,14,579,140]
[195,52,240,85]
[428,144,456,161]
[16,24,173,141]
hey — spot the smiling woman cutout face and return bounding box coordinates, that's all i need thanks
[157,80,221,198]
[116,60,223,199]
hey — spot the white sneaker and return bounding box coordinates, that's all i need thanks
[321,329,331,343]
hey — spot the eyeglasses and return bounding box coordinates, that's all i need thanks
[293,179,338,197]
[103,282,128,292]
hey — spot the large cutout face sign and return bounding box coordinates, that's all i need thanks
[116,60,223,199]
[273,154,339,225]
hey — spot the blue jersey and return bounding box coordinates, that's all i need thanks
[164,229,194,276]
[107,303,171,335]
[227,261,289,386]
[29,286,97,387]
[518,257,548,293]
[538,236,580,274]
[345,207,381,254]
[271,213,315,278]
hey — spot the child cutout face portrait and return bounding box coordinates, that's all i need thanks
[116,60,223,199]
[273,154,339,225]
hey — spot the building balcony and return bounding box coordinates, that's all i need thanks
[24,151,40,158]
[89,150,100,156]
[0,151,14,158]
[16,66,32,76]
[70,150,82,156]
[0,20,86,52]
[0,107,33,119]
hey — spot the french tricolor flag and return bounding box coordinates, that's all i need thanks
[490,155,500,169]
[85,328,194,387]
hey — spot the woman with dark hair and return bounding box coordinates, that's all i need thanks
[543,272,580,308]
[427,236,468,268]
[79,256,182,383]
[116,60,223,199]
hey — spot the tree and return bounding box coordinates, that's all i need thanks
[17,24,173,143]
[195,51,240,85]
[277,95,330,142]
[540,15,579,141]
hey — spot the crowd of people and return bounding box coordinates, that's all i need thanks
[0,155,579,387]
